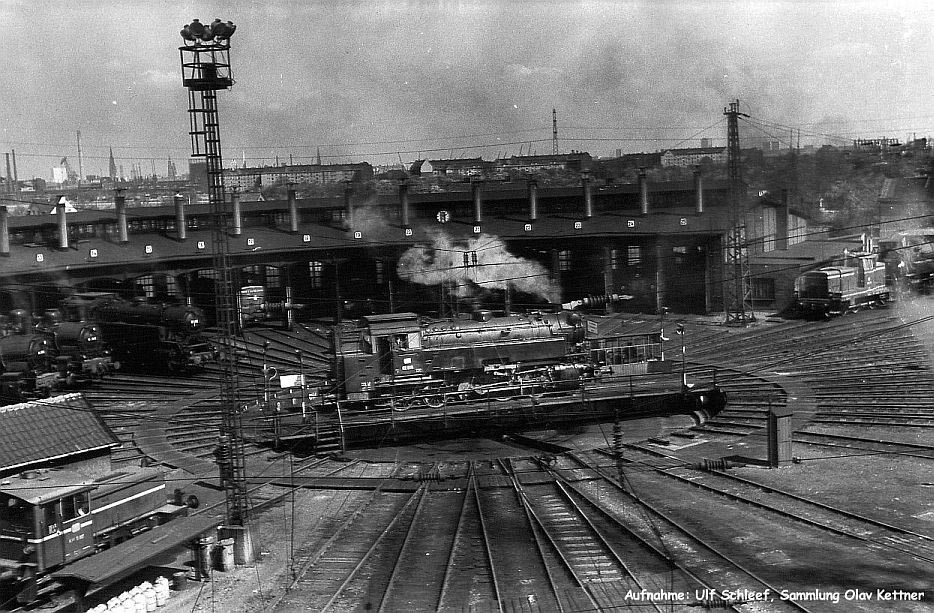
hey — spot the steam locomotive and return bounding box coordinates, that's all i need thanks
[0,466,199,606]
[877,229,934,293]
[314,294,667,410]
[59,293,216,373]
[0,326,59,402]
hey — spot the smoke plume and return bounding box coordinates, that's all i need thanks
[397,229,560,303]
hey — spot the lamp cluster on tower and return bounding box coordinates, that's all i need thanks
[180,19,236,44]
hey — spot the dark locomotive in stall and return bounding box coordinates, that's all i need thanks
[313,294,672,410]
[0,466,199,606]
[60,293,216,373]
[877,228,934,294]
[0,312,59,403]
[36,310,115,385]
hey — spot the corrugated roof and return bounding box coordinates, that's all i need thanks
[0,394,119,473]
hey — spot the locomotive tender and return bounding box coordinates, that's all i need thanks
[320,296,666,410]
[60,293,216,372]
[0,466,193,605]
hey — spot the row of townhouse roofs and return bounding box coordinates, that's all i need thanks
[8,136,930,195]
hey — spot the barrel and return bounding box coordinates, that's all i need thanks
[172,570,189,591]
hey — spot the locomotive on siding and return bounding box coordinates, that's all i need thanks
[0,466,198,606]
[877,229,934,293]
[60,293,216,373]
[313,295,671,410]
[36,310,115,384]
[793,249,890,317]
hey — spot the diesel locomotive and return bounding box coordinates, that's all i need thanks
[0,466,198,606]
[60,293,216,373]
[314,295,667,410]
[793,249,890,317]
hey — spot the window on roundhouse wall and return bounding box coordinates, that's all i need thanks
[752,278,775,301]
[309,261,323,289]
[558,250,571,271]
[627,245,642,266]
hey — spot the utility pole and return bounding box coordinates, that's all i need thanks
[723,100,754,325]
[179,17,254,559]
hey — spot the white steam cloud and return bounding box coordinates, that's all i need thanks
[397,229,560,304]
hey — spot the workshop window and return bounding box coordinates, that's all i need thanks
[752,278,775,301]
[558,250,571,271]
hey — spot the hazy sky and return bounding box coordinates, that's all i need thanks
[1,0,931,180]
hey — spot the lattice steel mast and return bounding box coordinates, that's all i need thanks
[179,19,251,526]
[723,100,755,325]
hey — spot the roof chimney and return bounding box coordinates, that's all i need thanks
[230,189,242,236]
[0,206,9,256]
[527,179,538,222]
[582,172,593,219]
[115,189,128,243]
[399,179,410,227]
[343,180,353,229]
[472,179,483,224]
[56,197,69,249]
[693,166,704,214]
[638,168,649,215]
[173,193,187,241]
[287,184,298,233]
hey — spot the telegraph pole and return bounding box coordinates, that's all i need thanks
[723,100,755,325]
[179,18,254,559]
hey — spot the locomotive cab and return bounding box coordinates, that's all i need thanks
[0,472,95,603]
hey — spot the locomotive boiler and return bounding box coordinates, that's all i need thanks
[60,293,216,372]
[0,466,196,606]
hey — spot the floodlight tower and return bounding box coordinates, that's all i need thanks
[178,19,252,534]
[723,100,754,325]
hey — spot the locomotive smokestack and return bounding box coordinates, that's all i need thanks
[56,196,69,250]
[174,193,187,241]
[0,206,9,256]
[472,179,483,224]
[561,293,634,310]
[230,188,242,236]
[527,178,538,222]
[639,168,649,215]
[287,184,299,233]
[582,172,593,219]
[693,166,704,214]
[115,188,128,244]
[398,178,410,228]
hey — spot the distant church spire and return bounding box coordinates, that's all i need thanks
[108,147,117,181]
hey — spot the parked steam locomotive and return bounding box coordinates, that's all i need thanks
[60,293,216,372]
[877,229,934,293]
[0,326,58,402]
[36,310,116,384]
[314,295,667,410]
[0,466,199,606]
